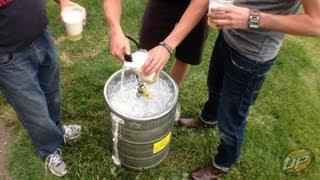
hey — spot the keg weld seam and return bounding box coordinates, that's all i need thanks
[111,113,124,166]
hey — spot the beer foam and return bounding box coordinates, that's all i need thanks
[62,9,83,24]
[209,0,234,10]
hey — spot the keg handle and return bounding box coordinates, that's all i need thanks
[175,104,181,122]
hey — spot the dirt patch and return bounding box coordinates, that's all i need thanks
[53,35,68,45]
[59,47,102,65]
[0,119,13,180]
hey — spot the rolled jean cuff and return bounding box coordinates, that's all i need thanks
[199,115,217,125]
[38,140,63,159]
[213,161,230,172]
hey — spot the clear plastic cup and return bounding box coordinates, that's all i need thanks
[208,0,234,28]
[123,50,156,84]
[61,6,85,41]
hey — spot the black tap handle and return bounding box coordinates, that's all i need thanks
[123,35,141,62]
[124,54,132,62]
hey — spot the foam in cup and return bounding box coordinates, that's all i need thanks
[61,6,85,41]
[208,0,234,28]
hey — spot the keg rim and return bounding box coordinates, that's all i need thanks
[104,70,179,121]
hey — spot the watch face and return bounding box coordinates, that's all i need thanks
[249,9,260,29]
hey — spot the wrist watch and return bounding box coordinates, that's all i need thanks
[159,41,174,56]
[248,9,260,29]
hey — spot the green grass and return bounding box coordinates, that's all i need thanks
[1,0,319,179]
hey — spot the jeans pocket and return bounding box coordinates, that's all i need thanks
[229,50,253,74]
[0,53,15,67]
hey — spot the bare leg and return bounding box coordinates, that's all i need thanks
[170,59,190,86]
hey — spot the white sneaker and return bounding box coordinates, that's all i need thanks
[45,149,67,177]
[63,125,82,143]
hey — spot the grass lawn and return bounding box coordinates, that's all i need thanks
[0,0,319,179]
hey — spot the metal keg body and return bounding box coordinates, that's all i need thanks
[104,70,179,170]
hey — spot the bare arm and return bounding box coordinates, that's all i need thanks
[260,0,320,37]
[163,0,208,49]
[103,0,130,61]
[103,0,123,36]
[142,0,208,77]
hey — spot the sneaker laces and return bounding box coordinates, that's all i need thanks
[64,126,72,137]
[45,149,62,173]
[63,126,73,144]
[63,125,81,144]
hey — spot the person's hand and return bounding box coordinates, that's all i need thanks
[208,5,250,29]
[108,33,131,62]
[60,0,87,26]
[141,45,171,78]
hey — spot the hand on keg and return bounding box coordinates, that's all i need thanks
[108,32,131,62]
[60,0,87,26]
[208,5,250,29]
[141,45,170,78]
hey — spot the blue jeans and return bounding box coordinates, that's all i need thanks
[0,31,64,159]
[201,33,275,169]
